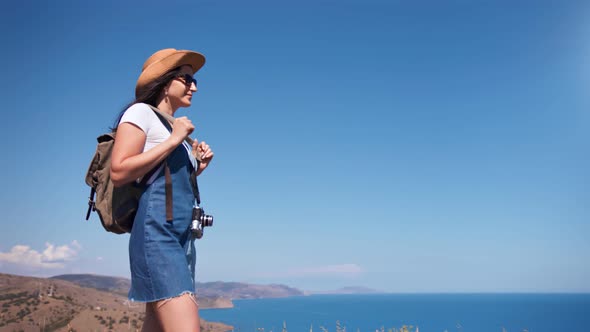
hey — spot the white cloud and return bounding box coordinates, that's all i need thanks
[71,240,82,250]
[0,241,81,269]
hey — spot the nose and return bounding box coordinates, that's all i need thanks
[190,82,197,92]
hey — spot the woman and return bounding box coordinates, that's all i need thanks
[110,48,213,332]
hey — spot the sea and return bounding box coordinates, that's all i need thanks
[199,294,590,332]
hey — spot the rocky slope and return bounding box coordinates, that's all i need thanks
[0,273,232,332]
[51,274,234,309]
[50,274,130,297]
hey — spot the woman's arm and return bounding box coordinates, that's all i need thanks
[111,117,195,187]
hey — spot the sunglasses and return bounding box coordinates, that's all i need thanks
[175,74,198,87]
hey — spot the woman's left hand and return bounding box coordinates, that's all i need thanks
[193,140,214,175]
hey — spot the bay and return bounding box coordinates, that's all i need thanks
[200,294,590,332]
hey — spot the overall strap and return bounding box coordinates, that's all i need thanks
[165,162,173,221]
[152,111,175,222]
[150,105,203,221]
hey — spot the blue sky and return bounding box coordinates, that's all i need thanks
[0,0,588,293]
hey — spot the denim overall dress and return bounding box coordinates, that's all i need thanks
[128,142,197,302]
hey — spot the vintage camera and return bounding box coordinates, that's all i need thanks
[191,206,214,239]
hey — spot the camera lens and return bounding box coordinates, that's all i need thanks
[202,215,213,227]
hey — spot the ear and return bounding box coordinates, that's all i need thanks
[164,81,173,96]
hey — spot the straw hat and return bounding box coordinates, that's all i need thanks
[135,48,206,97]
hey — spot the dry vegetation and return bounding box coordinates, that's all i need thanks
[0,273,232,332]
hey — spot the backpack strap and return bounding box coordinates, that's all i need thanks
[147,105,202,162]
[86,187,96,220]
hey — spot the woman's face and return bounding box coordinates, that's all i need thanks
[167,65,197,109]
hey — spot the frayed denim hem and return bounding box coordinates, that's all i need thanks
[156,291,198,308]
[129,290,197,306]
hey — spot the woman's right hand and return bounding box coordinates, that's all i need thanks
[169,116,195,145]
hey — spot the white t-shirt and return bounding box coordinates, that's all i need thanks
[119,103,197,183]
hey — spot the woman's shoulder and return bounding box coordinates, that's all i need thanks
[119,103,158,129]
[125,102,153,114]
[122,103,158,119]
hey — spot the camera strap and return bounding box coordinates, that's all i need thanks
[190,170,201,206]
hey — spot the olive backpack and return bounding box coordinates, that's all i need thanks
[84,105,198,233]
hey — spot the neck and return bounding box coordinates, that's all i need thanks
[156,98,177,116]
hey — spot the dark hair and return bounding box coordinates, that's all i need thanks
[111,67,184,131]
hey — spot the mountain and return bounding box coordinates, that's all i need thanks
[0,272,232,332]
[196,281,305,299]
[50,274,233,309]
[50,274,304,300]
[51,274,305,300]
[308,286,383,295]
[50,274,130,296]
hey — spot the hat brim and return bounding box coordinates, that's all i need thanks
[136,50,205,97]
